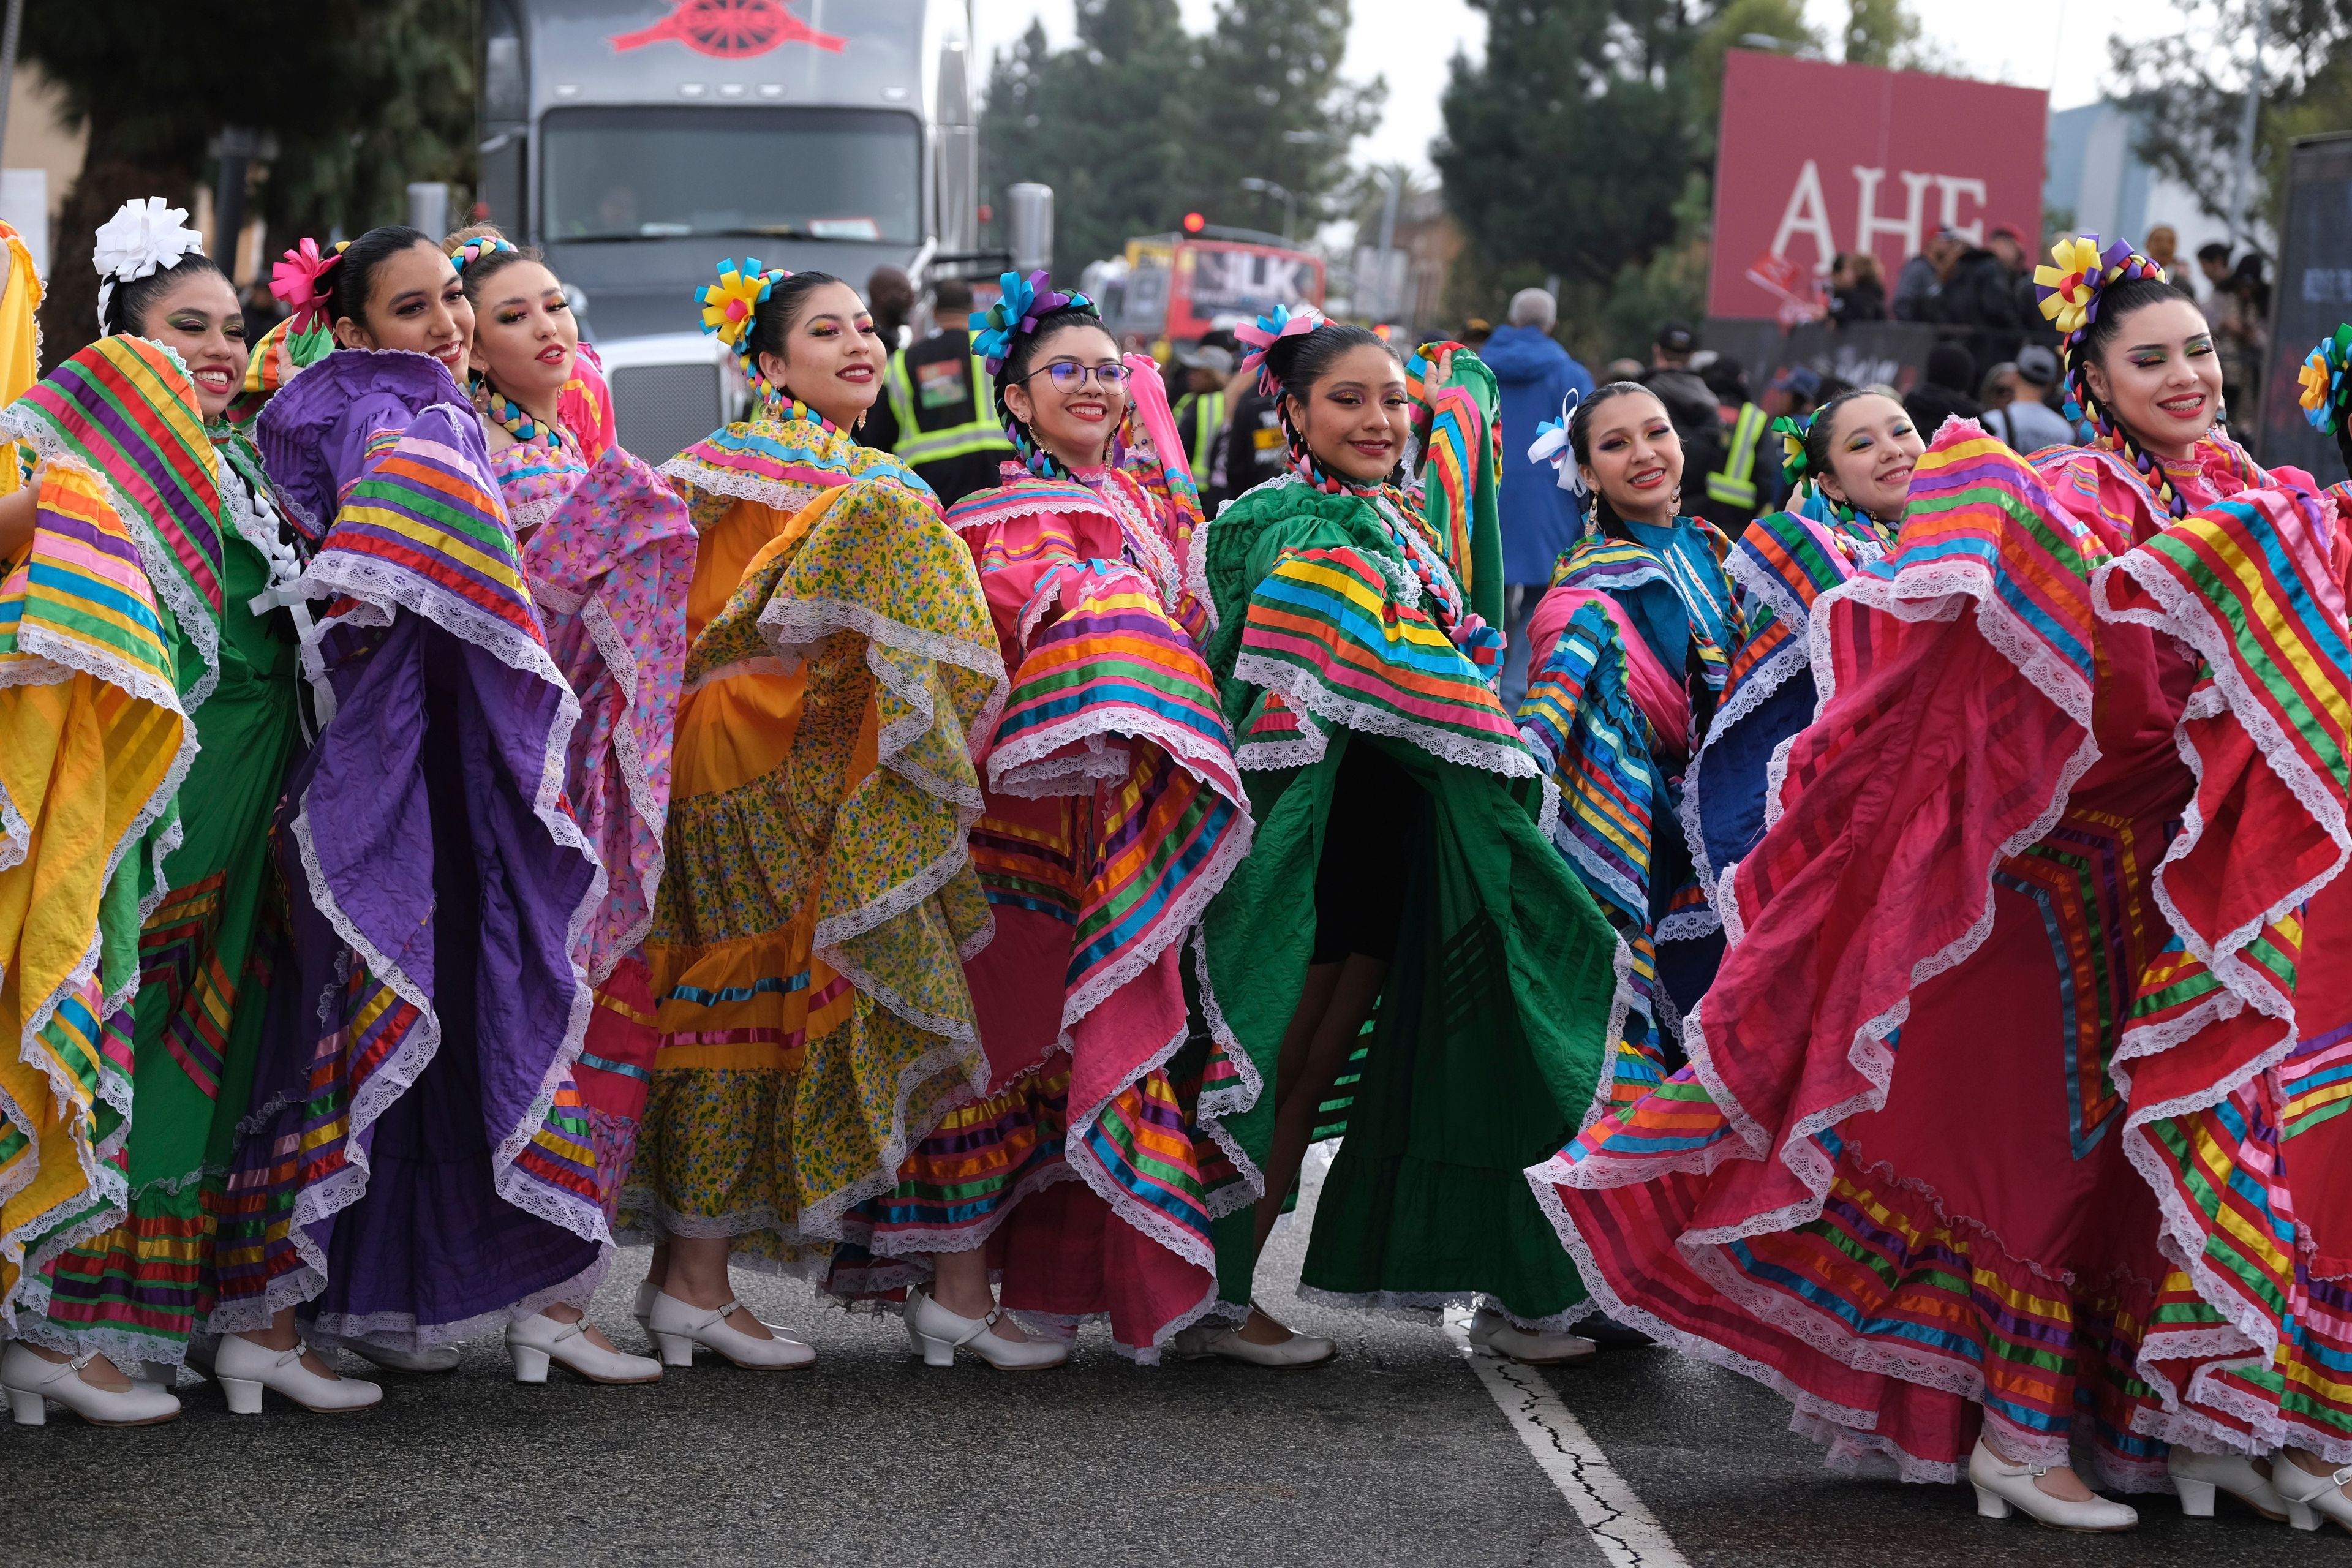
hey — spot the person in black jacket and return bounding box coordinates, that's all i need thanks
[1928,242,2023,328]
[1903,339,1984,437]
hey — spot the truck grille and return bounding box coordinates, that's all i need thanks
[611,363,723,464]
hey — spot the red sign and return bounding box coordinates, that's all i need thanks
[1708,52,2048,320]
[610,0,846,58]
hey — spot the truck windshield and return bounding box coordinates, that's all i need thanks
[541,106,921,244]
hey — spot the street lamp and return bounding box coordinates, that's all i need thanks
[1240,176,1297,244]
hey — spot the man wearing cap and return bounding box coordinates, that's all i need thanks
[1485,287,1596,706]
[1643,321,1725,500]
[1983,344,2075,453]
[1173,341,1235,513]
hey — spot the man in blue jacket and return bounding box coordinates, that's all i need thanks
[1481,287,1593,707]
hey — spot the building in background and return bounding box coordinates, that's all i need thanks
[0,64,85,276]
[2043,101,2231,265]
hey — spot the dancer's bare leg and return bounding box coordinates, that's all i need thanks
[661,1235,772,1339]
[929,1248,1032,1342]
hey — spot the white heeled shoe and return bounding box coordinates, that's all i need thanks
[346,1339,461,1375]
[1967,1439,2137,1531]
[2168,1447,2289,1521]
[903,1286,1069,1371]
[1468,1307,1598,1366]
[213,1333,383,1414]
[2272,1454,2352,1533]
[631,1278,658,1335]
[646,1290,814,1370]
[505,1312,662,1385]
[1169,1305,1336,1368]
[1,1342,180,1427]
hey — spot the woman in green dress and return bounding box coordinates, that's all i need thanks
[1183,311,1622,1366]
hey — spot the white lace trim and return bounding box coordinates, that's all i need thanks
[1679,629,1813,914]
[1576,937,1642,1134]
[572,591,664,984]
[1060,1022,1219,1273]
[1187,927,1267,1217]
[655,456,828,524]
[1232,649,1544,789]
[306,1246,612,1354]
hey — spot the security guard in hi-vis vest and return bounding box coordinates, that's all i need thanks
[860,276,1016,507]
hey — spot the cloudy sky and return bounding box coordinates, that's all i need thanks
[971,0,2188,172]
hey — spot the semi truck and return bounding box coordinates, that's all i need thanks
[478,0,988,459]
[1094,228,1327,353]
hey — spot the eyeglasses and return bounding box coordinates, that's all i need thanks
[1022,361,1132,392]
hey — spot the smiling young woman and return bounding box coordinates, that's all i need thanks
[1534,238,2352,1534]
[192,226,627,1412]
[0,200,315,1427]
[620,262,1001,1376]
[810,272,1248,1367]
[1513,382,1747,1119]
[439,224,699,1387]
[1184,312,1621,1369]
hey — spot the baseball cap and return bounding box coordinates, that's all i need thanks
[2014,344,2060,386]
[1770,366,1822,399]
[1177,344,1235,375]
[1656,322,1698,355]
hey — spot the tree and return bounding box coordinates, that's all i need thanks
[24,0,475,366]
[2111,0,2349,246]
[978,0,1380,272]
[1842,0,1923,68]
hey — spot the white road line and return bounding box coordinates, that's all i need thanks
[1443,1310,1691,1568]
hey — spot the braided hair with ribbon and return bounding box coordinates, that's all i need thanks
[2034,235,2196,518]
[1250,306,1503,675]
[694,259,858,429]
[2299,324,2352,480]
[970,268,1106,478]
[444,224,573,448]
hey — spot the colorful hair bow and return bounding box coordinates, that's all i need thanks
[968,269,1093,379]
[2302,326,2352,435]
[1526,391,1586,496]
[1234,303,1325,394]
[450,234,518,275]
[696,258,789,363]
[93,197,206,334]
[1772,412,1814,490]
[271,236,349,336]
[2032,235,2163,344]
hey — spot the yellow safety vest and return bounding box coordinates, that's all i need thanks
[1174,389,1226,478]
[1705,401,1768,510]
[883,333,1012,466]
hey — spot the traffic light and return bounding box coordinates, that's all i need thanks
[1182,211,1205,234]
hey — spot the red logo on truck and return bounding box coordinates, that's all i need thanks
[609,0,847,58]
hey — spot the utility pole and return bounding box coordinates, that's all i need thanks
[2227,0,2268,251]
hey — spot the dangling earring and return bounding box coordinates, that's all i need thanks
[468,369,491,413]
[855,409,866,432]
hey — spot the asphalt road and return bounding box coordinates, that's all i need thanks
[4,1153,2345,1567]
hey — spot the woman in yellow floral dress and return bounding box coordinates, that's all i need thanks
[617,263,1003,1370]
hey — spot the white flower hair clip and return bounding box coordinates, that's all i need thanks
[1526,391,1586,497]
[93,197,206,334]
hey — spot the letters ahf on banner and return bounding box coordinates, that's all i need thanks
[1708,51,2049,320]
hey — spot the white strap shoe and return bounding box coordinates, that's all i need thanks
[903,1286,1069,1371]
[1,1342,181,1427]
[646,1290,815,1370]
[2272,1454,2352,1533]
[631,1278,659,1335]
[1169,1304,1337,1368]
[212,1333,383,1414]
[1966,1439,2136,1532]
[1468,1307,1598,1366]
[505,1312,663,1384]
[2167,1447,2289,1521]
[347,1339,461,1375]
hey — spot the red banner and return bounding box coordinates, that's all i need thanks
[1708,51,2049,320]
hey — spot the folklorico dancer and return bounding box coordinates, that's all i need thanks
[1185,309,1619,1367]
[0,205,206,1426]
[204,225,616,1414]
[1514,383,1745,1119]
[1681,390,1921,940]
[620,263,1001,1373]
[826,271,1248,1366]
[445,223,698,1386]
[1537,238,2352,1531]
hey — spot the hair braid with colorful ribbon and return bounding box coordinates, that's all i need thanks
[2034,235,2185,517]
[969,268,1100,478]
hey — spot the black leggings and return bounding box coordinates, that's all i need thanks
[1310,739,1415,965]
